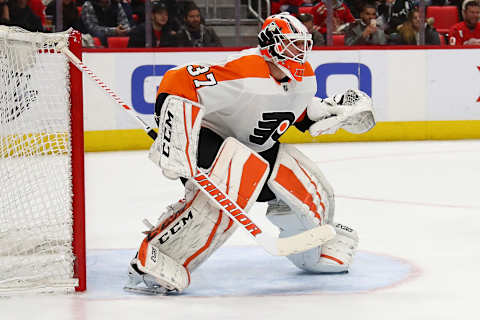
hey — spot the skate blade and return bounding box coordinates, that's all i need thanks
[123,283,168,295]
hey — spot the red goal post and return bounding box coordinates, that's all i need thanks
[69,29,87,293]
[0,27,85,294]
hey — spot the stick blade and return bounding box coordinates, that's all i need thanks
[276,224,336,256]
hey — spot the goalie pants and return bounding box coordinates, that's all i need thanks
[180,127,279,202]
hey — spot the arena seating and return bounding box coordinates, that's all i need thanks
[333,34,345,46]
[426,6,459,35]
[93,37,102,48]
[73,3,462,48]
[107,37,130,48]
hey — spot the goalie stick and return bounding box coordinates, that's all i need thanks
[59,45,336,256]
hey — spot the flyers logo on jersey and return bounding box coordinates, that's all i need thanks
[249,112,295,145]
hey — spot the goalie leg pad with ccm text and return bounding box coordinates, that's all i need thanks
[149,95,205,180]
[137,137,269,289]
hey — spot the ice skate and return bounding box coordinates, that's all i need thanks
[123,258,169,295]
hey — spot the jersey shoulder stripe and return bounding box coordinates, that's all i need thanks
[210,54,271,83]
[157,50,271,102]
[157,49,315,101]
[157,67,200,102]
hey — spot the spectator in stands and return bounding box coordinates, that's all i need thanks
[344,3,386,45]
[377,0,414,35]
[46,0,84,32]
[1,0,43,31]
[297,12,326,46]
[398,8,440,45]
[163,0,182,31]
[28,0,45,26]
[81,0,130,46]
[343,0,364,18]
[128,1,177,47]
[118,0,134,27]
[312,0,355,34]
[129,0,182,30]
[176,3,222,47]
[271,0,305,15]
[448,0,480,45]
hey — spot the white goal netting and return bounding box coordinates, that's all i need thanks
[0,26,83,294]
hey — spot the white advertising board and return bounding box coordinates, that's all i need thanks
[426,49,480,121]
[82,48,480,133]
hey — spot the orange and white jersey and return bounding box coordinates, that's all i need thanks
[157,47,317,153]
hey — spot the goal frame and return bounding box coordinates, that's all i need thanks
[0,28,86,293]
[68,31,86,292]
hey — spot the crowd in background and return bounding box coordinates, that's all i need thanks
[0,0,222,47]
[273,0,480,45]
[0,0,479,47]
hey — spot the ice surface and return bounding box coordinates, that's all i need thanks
[1,140,479,320]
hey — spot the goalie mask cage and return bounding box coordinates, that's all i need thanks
[0,27,85,294]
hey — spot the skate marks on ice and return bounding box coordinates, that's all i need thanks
[84,246,419,299]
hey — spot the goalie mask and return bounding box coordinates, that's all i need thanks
[258,13,313,82]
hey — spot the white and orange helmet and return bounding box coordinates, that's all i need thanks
[258,12,313,82]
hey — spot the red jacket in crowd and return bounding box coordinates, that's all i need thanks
[312,1,355,34]
[448,21,480,45]
[28,0,46,26]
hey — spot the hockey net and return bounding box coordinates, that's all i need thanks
[0,26,85,294]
